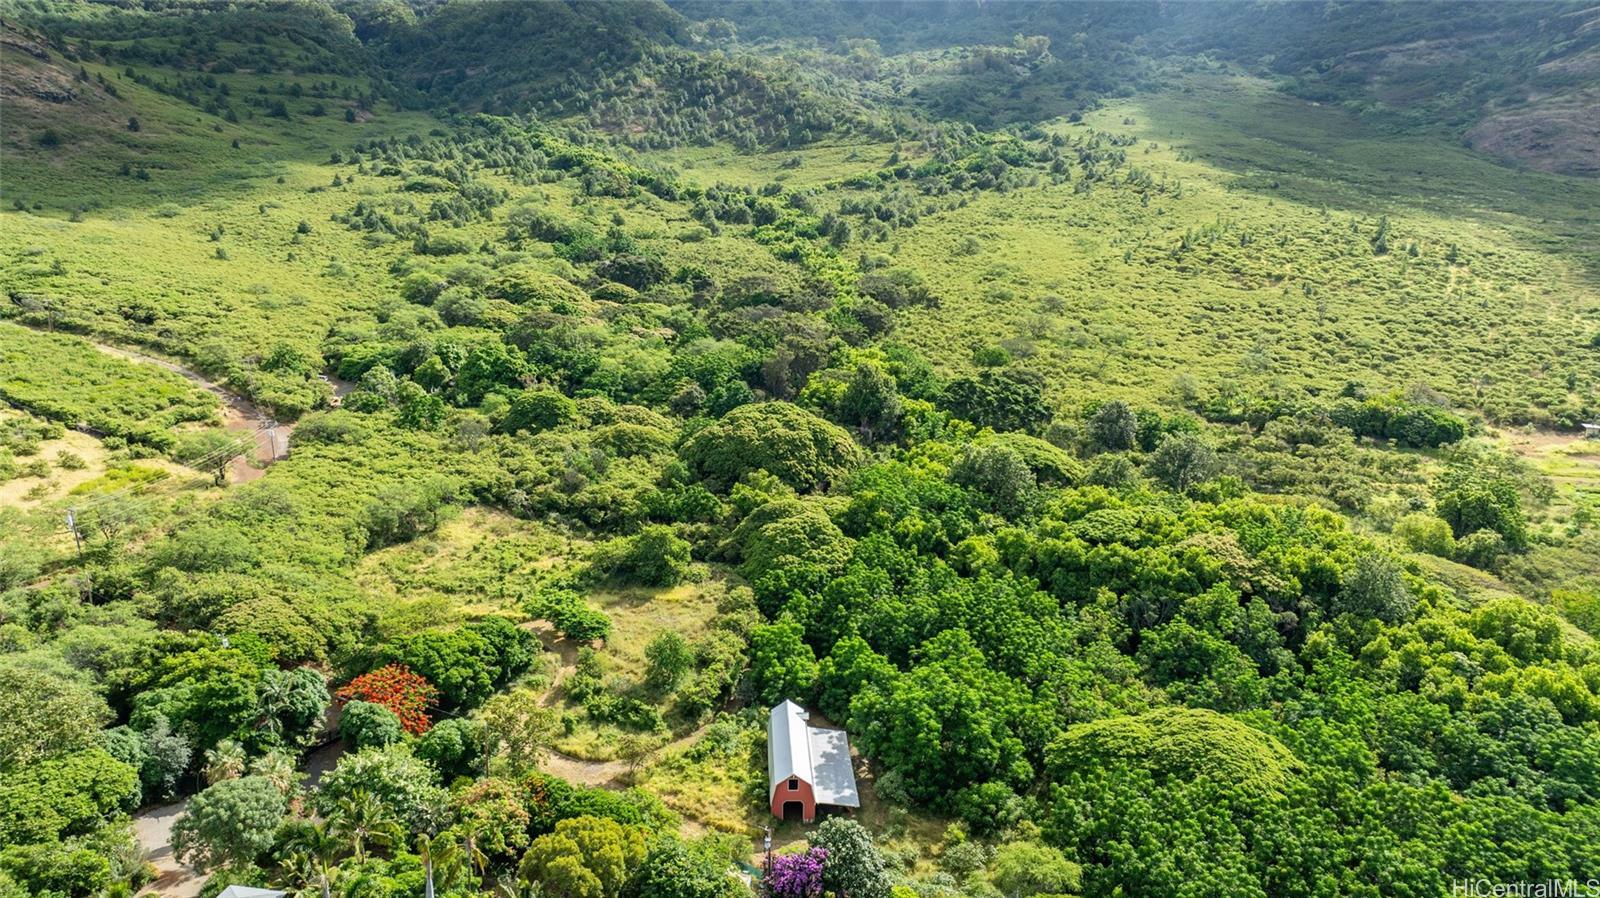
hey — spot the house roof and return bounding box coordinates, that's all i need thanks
[768,699,860,808]
[217,888,284,898]
[768,699,813,792]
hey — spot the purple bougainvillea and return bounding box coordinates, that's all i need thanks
[767,847,828,898]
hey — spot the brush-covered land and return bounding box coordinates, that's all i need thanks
[1,2,1598,897]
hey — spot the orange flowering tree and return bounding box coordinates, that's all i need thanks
[337,664,438,735]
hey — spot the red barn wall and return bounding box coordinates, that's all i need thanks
[770,776,817,822]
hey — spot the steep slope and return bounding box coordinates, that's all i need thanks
[675,0,1600,175]
[371,0,888,148]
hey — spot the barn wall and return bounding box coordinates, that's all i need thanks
[770,775,817,822]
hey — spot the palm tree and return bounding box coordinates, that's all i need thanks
[414,830,468,898]
[202,738,247,784]
[284,818,344,898]
[255,671,295,741]
[249,749,303,797]
[329,789,400,864]
[458,819,492,881]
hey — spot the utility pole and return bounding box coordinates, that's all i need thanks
[762,826,773,895]
[66,507,82,555]
[67,508,91,605]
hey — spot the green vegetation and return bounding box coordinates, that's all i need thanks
[0,323,216,446]
[2,2,1598,897]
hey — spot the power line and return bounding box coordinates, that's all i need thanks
[57,423,281,536]
[61,433,255,518]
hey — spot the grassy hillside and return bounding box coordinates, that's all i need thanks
[881,76,1600,425]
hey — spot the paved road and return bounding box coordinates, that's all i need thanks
[132,800,200,898]
[131,740,346,897]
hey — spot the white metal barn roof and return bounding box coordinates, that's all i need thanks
[217,888,285,898]
[768,699,860,808]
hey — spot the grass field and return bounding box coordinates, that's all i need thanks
[868,75,1600,425]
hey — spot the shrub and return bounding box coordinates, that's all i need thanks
[1456,529,1508,569]
[525,588,612,642]
[591,525,692,587]
[1393,513,1456,557]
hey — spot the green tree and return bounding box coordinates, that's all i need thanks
[172,429,245,485]
[816,635,895,723]
[1393,513,1456,557]
[254,666,330,747]
[644,632,694,693]
[501,387,577,433]
[624,838,743,898]
[950,443,1038,517]
[171,775,286,872]
[413,355,452,393]
[0,749,138,847]
[395,380,448,430]
[0,666,107,771]
[282,818,343,898]
[680,402,862,492]
[592,525,692,587]
[203,737,246,785]
[990,840,1081,897]
[479,687,559,776]
[939,370,1050,433]
[1087,400,1137,453]
[313,745,446,831]
[389,627,497,710]
[749,615,818,706]
[837,363,902,444]
[415,828,468,898]
[850,631,1033,802]
[520,815,646,898]
[415,717,485,780]
[811,817,891,898]
[1335,552,1415,623]
[526,588,613,642]
[139,715,193,799]
[1145,433,1219,493]
[329,787,402,863]
[456,341,527,405]
[341,700,405,750]
[1436,455,1528,550]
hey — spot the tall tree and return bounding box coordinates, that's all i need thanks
[171,775,286,873]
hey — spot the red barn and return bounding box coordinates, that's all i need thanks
[768,699,860,823]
